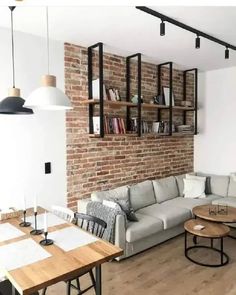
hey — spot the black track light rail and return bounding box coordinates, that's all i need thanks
[136,6,236,51]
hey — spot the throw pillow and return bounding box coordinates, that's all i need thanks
[105,195,138,222]
[186,174,211,194]
[183,178,206,199]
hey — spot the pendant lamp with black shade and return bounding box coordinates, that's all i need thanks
[24,7,72,111]
[0,7,33,115]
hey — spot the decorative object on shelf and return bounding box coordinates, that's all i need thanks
[163,87,175,106]
[131,94,143,104]
[217,204,228,215]
[0,7,33,115]
[209,205,217,215]
[24,7,72,110]
[19,210,31,227]
[153,94,164,105]
[180,101,193,107]
[152,122,160,133]
[40,212,53,246]
[0,207,21,221]
[92,79,107,100]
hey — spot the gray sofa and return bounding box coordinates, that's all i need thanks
[78,173,236,260]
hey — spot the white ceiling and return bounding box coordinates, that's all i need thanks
[0,5,235,71]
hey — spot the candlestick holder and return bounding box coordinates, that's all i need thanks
[40,231,53,246]
[30,212,43,235]
[19,210,31,227]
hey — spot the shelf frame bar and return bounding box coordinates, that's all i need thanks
[87,42,104,138]
[126,53,142,137]
[157,61,173,136]
[183,68,198,134]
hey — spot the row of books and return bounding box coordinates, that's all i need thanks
[92,116,126,134]
[92,79,121,101]
[104,116,126,134]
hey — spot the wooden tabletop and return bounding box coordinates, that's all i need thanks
[184,219,230,238]
[193,204,236,223]
[0,210,123,295]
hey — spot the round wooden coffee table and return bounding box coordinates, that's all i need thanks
[193,204,236,223]
[184,219,230,267]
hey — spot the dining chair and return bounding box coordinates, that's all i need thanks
[68,213,107,295]
[51,205,74,223]
[0,280,39,295]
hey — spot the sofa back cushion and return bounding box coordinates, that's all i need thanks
[129,181,156,211]
[197,173,229,197]
[91,185,129,202]
[228,175,236,197]
[153,176,179,203]
[175,174,186,197]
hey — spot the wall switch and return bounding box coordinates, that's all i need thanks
[45,162,51,174]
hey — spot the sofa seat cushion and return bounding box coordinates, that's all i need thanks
[164,195,222,214]
[137,203,191,230]
[91,185,129,202]
[153,176,179,203]
[197,173,229,197]
[126,213,163,243]
[212,197,236,208]
[129,181,156,211]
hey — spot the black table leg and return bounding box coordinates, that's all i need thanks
[221,237,224,265]
[95,265,102,295]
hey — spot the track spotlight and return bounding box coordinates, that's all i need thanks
[225,47,229,59]
[160,20,165,36]
[195,35,200,49]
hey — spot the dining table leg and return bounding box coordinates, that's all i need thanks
[95,265,102,295]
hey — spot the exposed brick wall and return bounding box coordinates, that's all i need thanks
[65,43,194,210]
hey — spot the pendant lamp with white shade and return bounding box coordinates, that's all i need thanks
[0,6,33,115]
[24,7,72,110]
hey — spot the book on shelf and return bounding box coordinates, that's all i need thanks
[106,88,121,101]
[93,116,100,134]
[92,79,107,100]
[104,116,126,134]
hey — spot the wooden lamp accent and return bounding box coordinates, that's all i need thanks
[41,75,56,87]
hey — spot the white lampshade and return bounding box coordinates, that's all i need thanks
[24,75,72,110]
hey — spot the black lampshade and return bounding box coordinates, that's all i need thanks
[225,47,229,59]
[160,20,165,36]
[195,35,200,49]
[0,96,33,115]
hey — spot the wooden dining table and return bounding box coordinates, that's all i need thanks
[0,208,123,295]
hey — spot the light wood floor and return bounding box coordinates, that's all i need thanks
[47,234,236,295]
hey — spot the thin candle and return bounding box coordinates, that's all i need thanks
[23,194,26,211]
[34,196,37,213]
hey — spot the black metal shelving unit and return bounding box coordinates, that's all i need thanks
[87,42,198,138]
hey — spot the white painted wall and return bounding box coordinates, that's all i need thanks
[194,67,236,175]
[0,27,67,210]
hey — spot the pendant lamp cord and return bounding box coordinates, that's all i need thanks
[46,6,50,75]
[10,7,16,88]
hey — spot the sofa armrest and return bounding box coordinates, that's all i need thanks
[114,214,126,260]
[77,198,92,214]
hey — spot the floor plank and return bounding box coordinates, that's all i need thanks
[46,234,236,295]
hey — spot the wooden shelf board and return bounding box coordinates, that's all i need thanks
[142,103,169,109]
[82,99,137,107]
[173,106,195,111]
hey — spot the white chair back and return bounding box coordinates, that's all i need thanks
[51,205,74,223]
